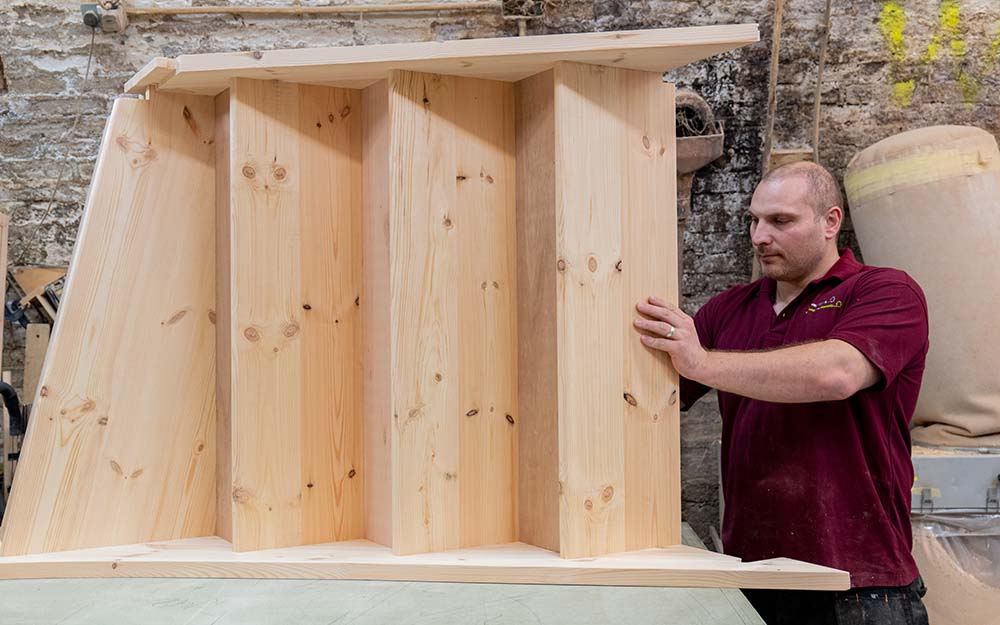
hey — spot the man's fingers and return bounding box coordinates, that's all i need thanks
[648,296,677,310]
[634,318,679,339]
[640,335,674,352]
[636,301,678,323]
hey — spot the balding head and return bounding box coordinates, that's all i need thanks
[758,161,843,217]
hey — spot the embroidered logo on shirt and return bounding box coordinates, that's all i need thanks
[806,295,844,314]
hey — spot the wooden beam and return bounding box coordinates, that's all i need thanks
[214,89,232,543]
[0,93,218,556]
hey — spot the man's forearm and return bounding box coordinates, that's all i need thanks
[693,340,852,403]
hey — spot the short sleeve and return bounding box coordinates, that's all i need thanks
[680,298,717,411]
[826,271,929,390]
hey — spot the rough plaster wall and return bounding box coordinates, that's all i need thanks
[1,0,998,543]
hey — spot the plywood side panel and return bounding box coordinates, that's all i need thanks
[514,70,560,554]
[214,88,233,543]
[387,70,460,555]
[621,80,681,549]
[453,77,518,548]
[229,79,364,551]
[0,93,217,556]
[553,62,628,559]
[361,80,392,548]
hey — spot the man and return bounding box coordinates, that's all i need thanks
[634,162,930,625]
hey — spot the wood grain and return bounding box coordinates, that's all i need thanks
[0,93,217,556]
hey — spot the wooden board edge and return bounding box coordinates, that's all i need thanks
[124,57,178,95]
[0,539,849,590]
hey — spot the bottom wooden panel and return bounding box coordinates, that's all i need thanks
[0,537,848,590]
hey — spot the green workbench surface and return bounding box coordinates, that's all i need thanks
[0,524,763,625]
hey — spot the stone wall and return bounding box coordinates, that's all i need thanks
[1,0,998,543]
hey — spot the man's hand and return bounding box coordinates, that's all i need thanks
[634,296,708,380]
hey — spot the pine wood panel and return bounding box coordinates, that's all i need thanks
[227,78,363,552]
[214,89,233,543]
[514,69,560,554]
[0,536,850,590]
[454,77,518,548]
[361,79,392,549]
[386,70,462,555]
[620,77,681,549]
[124,26,759,96]
[0,93,217,556]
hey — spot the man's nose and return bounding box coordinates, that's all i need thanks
[751,222,771,247]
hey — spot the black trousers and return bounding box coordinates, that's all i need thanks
[742,577,929,625]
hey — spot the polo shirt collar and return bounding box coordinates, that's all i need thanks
[759,248,862,295]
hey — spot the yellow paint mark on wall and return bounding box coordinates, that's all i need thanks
[879,2,907,63]
[892,79,916,106]
[958,71,979,105]
[923,0,964,63]
[990,25,1000,64]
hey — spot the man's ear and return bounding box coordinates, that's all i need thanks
[825,205,843,239]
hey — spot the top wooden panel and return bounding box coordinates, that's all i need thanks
[125,25,759,95]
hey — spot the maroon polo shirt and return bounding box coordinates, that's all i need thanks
[681,249,929,588]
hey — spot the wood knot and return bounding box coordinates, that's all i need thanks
[505,414,515,426]
[348,468,357,478]
[492,281,499,289]
[443,216,453,229]
[273,166,287,181]
[615,260,623,272]
[232,487,251,503]
[466,408,479,417]
[587,256,598,272]
[623,392,637,406]
[283,323,300,338]
[602,485,614,502]
[340,105,351,118]
[669,389,678,405]
[40,385,49,397]
[165,309,188,325]
[243,327,260,342]
[434,372,443,382]
[328,113,336,123]
[456,175,467,181]
[82,399,96,412]
[196,442,205,452]
[316,122,322,128]
[98,416,109,425]
[302,303,311,310]
[584,499,593,511]
[251,50,263,60]
[556,259,567,272]
[111,562,118,570]
[481,281,487,290]
[423,97,430,104]
[642,135,651,150]
[354,296,360,306]
[307,482,314,488]
[241,165,256,179]
[208,310,217,324]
